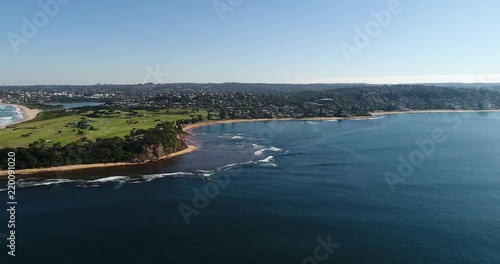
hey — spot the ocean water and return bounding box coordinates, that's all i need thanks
[0,104,23,127]
[1,112,500,263]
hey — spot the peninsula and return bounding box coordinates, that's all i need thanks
[1,84,500,176]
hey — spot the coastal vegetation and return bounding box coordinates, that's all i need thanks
[0,108,206,169]
[1,84,500,170]
[0,122,187,170]
[0,109,206,148]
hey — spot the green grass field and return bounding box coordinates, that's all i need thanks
[0,109,207,148]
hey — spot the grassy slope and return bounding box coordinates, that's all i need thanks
[0,109,206,148]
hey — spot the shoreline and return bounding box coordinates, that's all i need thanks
[182,116,372,133]
[0,104,41,129]
[1,109,499,176]
[0,144,198,176]
[371,109,500,116]
[182,109,500,132]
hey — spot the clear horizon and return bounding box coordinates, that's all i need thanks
[3,74,500,87]
[1,0,499,85]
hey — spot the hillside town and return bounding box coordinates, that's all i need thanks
[1,84,498,119]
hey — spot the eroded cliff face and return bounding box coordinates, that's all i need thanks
[136,141,188,162]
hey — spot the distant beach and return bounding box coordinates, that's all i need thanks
[182,109,500,132]
[371,109,500,116]
[182,116,374,133]
[0,104,41,129]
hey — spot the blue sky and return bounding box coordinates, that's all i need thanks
[1,0,499,85]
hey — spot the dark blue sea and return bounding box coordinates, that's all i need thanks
[2,112,500,263]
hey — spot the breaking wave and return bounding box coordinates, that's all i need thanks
[1,155,279,190]
[88,176,130,183]
[352,116,385,121]
[256,156,277,167]
[0,105,24,126]
[254,146,283,156]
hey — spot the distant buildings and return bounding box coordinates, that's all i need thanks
[1,84,499,118]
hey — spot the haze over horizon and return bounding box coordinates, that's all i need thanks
[1,0,499,85]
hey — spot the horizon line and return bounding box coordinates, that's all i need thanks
[2,81,500,86]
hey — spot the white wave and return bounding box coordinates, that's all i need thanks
[352,116,385,121]
[256,156,278,167]
[258,162,277,167]
[219,160,256,171]
[76,184,100,188]
[254,150,264,156]
[141,172,196,182]
[166,172,195,177]
[254,147,283,156]
[218,134,246,140]
[3,171,202,190]
[17,179,77,188]
[306,121,320,125]
[252,143,264,149]
[196,170,215,177]
[258,156,274,163]
[142,174,167,181]
[88,176,130,183]
[141,169,228,182]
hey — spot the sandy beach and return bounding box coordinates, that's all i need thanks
[182,109,500,132]
[0,104,41,129]
[371,109,500,116]
[182,116,373,133]
[2,109,499,176]
[0,144,198,176]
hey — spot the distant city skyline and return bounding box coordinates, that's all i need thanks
[1,0,499,85]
